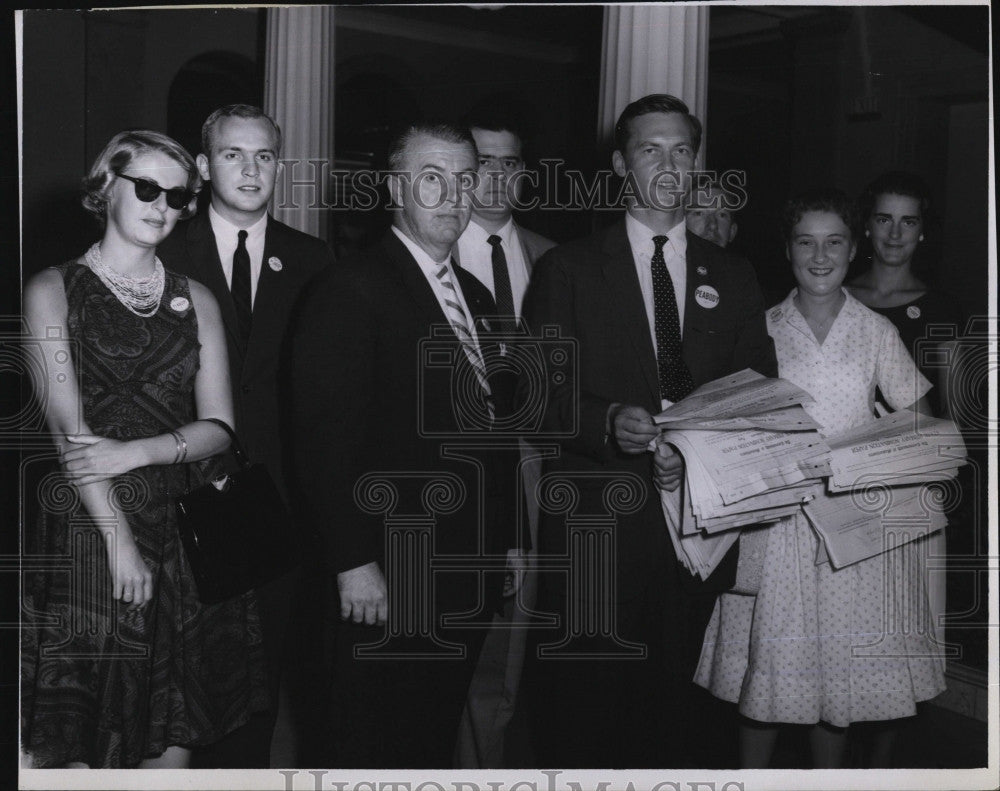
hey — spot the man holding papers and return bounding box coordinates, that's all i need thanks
[522,94,776,768]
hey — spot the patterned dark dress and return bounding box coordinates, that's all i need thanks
[21,261,268,768]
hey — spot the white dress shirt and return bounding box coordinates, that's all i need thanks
[625,212,688,410]
[391,226,481,345]
[456,217,530,316]
[208,204,268,307]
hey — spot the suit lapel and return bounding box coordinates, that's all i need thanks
[515,222,533,279]
[683,231,703,337]
[383,232,451,329]
[187,213,246,358]
[600,222,660,404]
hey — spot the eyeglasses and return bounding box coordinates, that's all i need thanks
[117,173,195,211]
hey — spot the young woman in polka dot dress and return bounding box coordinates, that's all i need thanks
[694,189,946,768]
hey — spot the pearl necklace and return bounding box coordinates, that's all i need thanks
[84,243,165,318]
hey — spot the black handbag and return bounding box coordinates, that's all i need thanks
[175,418,295,604]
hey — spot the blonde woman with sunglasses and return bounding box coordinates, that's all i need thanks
[21,130,267,768]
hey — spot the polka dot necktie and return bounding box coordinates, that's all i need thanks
[434,262,495,422]
[651,235,694,402]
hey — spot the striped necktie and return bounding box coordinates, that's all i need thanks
[434,262,495,422]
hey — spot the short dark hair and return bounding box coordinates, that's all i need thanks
[82,130,201,224]
[614,94,703,155]
[201,104,282,156]
[386,122,476,171]
[781,188,860,242]
[462,105,524,148]
[859,170,931,220]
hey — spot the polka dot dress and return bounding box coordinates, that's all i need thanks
[694,289,946,727]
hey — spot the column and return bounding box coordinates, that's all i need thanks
[264,6,335,239]
[598,4,709,154]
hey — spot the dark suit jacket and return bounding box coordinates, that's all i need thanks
[522,220,778,601]
[288,231,517,608]
[157,211,335,501]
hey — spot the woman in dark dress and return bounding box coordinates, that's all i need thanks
[846,172,961,766]
[21,130,267,768]
[847,171,961,419]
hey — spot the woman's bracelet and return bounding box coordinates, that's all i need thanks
[169,430,188,464]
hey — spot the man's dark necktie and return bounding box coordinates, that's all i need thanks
[232,229,252,344]
[651,235,694,402]
[487,234,516,332]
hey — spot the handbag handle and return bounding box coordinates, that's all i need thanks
[202,417,252,470]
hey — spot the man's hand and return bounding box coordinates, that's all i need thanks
[337,561,387,625]
[609,404,659,454]
[653,441,684,491]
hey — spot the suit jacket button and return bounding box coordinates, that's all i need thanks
[242,385,252,394]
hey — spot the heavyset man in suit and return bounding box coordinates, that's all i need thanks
[452,111,555,768]
[522,94,778,768]
[289,123,520,768]
[157,104,335,767]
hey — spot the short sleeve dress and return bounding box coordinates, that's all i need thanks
[20,260,268,768]
[694,288,946,727]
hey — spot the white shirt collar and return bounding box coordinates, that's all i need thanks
[625,212,687,259]
[208,203,268,242]
[466,216,516,247]
[391,225,451,274]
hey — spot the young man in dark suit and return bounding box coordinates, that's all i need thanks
[288,123,520,768]
[451,109,556,768]
[522,94,778,768]
[157,104,335,767]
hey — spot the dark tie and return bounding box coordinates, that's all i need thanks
[232,229,252,343]
[651,235,694,402]
[487,234,516,332]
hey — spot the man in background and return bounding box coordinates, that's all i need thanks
[452,108,555,768]
[686,178,739,248]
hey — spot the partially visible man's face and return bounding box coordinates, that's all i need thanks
[393,133,477,261]
[197,116,279,225]
[686,187,738,248]
[612,111,695,214]
[470,128,524,226]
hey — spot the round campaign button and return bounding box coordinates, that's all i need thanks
[695,285,720,309]
[268,256,283,272]
[170,296,190,313]
[906,305,921,319]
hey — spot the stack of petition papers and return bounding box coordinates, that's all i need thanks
[802,410,967,568]
[653,370,831,579]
